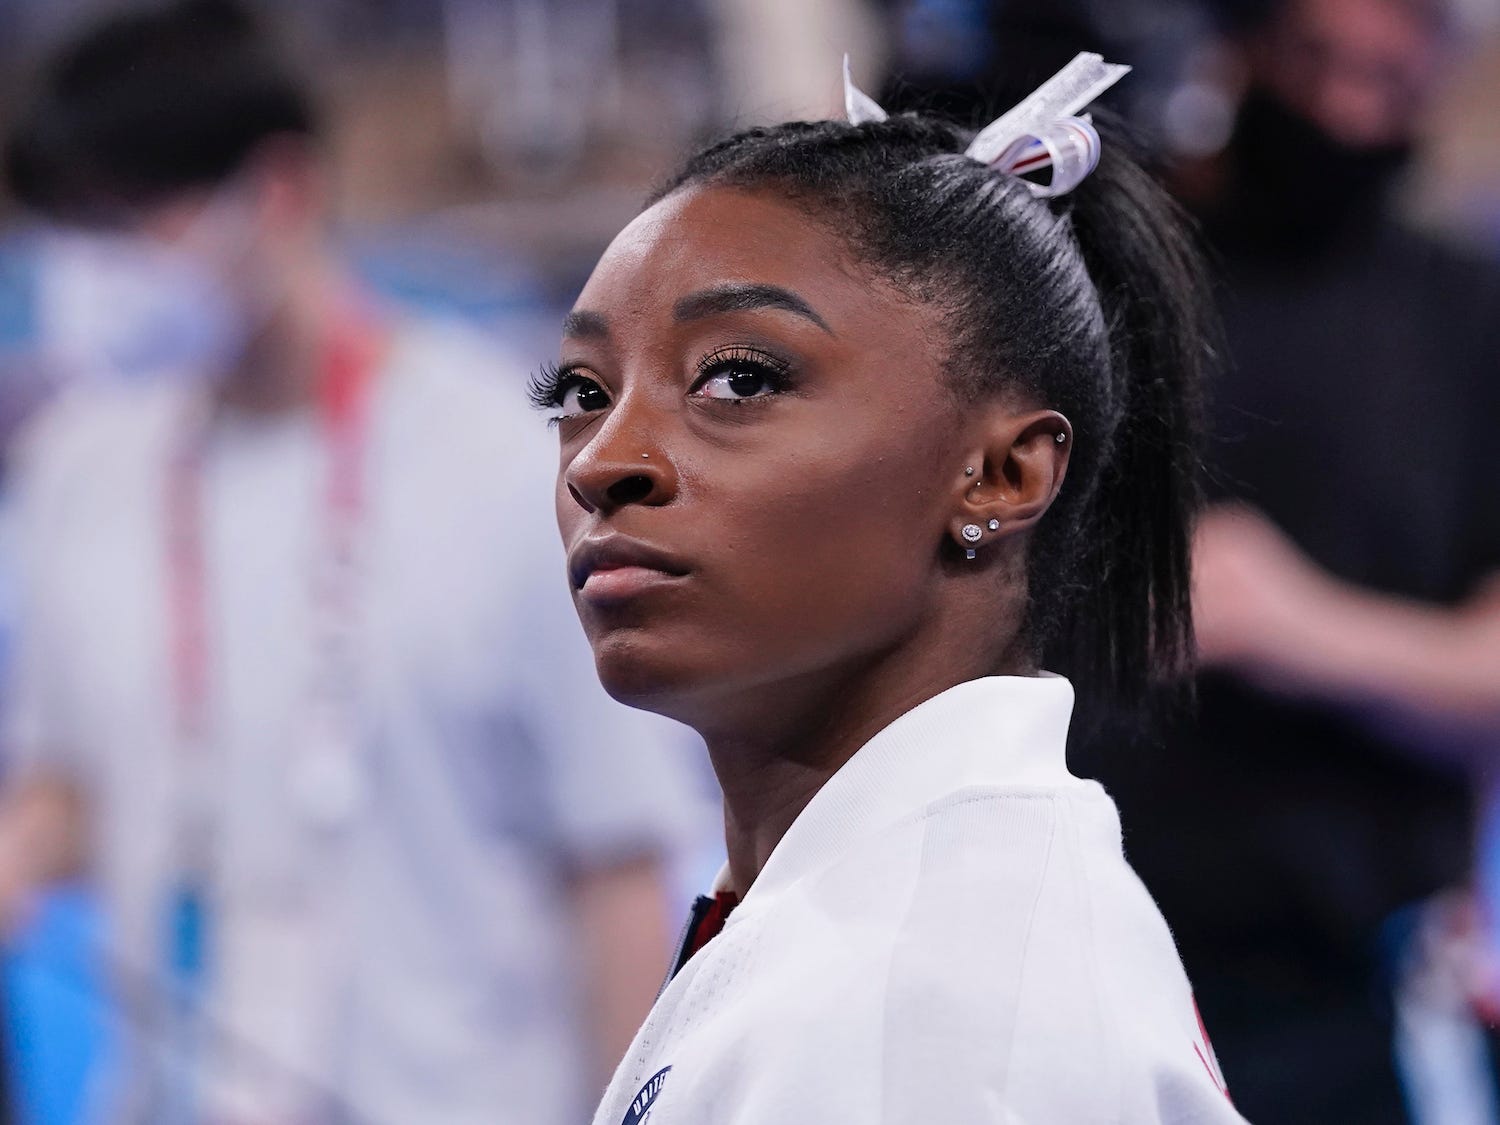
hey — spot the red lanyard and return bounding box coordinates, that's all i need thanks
[158,317,385,1121]
[165,318,386,760]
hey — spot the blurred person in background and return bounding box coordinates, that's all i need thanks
[1072,0,1500,1121]
[0,1,698,1122]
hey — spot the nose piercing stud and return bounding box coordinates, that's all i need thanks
[641,453,651,459]
[987,518,1000,531]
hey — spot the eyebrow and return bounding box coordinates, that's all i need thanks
[562,281,835,341]
[561,309,610,339]
[673,282,834,335]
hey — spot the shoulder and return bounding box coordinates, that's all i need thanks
[1385,220,1500,279]
[722,790,1112,1116]
[11,381,179,512]
[1382,222,1500,328]
[871,787,1239,1120]
[871,789,1118,1099]
[673,786,1244,1122]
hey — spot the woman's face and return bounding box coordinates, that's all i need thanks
[550,185,986,720]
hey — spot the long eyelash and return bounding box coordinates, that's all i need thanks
[693,347,795,406]
[527,361,570,410]
[696,345,792,380]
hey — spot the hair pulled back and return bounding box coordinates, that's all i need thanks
[652,112,1214,707]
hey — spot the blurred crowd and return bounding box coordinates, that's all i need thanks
[0,1,1495,1123]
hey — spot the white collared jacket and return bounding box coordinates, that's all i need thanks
[592,676,1250,1125]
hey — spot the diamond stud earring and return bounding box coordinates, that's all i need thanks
[961,523,984,561]
[987,518,1000,531]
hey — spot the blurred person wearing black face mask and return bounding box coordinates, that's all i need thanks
[1207,0,1436,248]
[1071,1,1500,1121]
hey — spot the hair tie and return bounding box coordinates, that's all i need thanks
[841,52,1131,199]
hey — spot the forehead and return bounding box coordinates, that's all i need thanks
[575,184,931,341]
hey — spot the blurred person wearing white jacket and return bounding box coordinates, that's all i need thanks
[0,2,700,1122]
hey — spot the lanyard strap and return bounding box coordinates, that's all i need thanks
[158,312,387,1125]
[164,315,387,794]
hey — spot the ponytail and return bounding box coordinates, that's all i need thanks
[1048,127,1215,705]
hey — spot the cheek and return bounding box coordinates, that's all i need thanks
[688,440,946,671]
[572,395,960,711]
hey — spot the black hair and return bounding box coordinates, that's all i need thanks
[652,112,1215,708]
[4,0,316,221]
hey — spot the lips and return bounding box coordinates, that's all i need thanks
[567,536,691,602]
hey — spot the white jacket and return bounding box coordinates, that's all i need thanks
[592,676,1250,1124]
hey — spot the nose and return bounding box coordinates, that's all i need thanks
[563,403,677,515]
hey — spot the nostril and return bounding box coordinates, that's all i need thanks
[606,474,654,506]
[567,483,593,512]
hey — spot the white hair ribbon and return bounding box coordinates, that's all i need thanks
[842,54,888,126]
[842,51,1131,199]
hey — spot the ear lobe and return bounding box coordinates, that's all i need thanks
[953,409,1071,550]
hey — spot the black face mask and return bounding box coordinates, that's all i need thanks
[1215,86,1414,256]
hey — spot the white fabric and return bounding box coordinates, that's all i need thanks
[6,316,703,1125]
[591,676,1249,1125]
[963,52,1129,166]
[842,54,887,126]
[840,51,1128,199]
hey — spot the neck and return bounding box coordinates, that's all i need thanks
[212,257,348,417]
[698,590,1033,895]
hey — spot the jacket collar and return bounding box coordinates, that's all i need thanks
[722,674,1078,909]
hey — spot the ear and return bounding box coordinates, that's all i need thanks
[948,408,1072,558]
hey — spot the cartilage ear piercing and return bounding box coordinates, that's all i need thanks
[987,518,1000,531]
[964,466,976,477]
[1055,432,1066,443]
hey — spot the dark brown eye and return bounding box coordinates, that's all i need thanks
[723,366,769,398]
[559,377,610,417]
[694,358,785,401]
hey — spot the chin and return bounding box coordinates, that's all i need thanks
[589,630,703,718]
